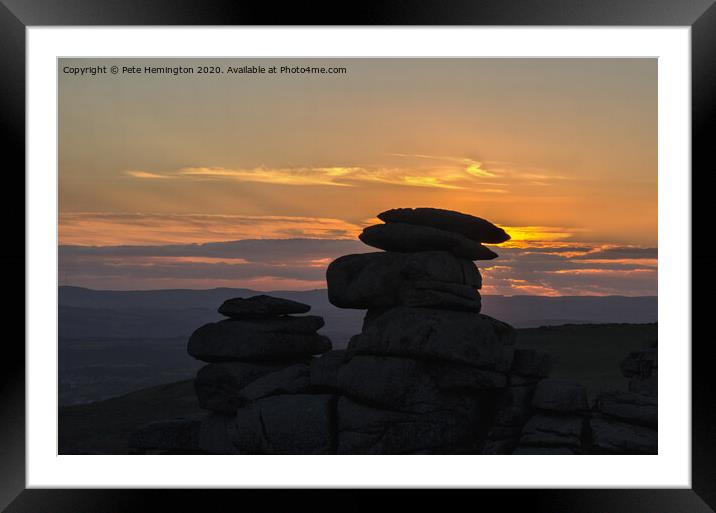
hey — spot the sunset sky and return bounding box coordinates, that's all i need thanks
[58,58,657,295]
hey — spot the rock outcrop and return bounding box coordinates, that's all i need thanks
[128,208,657,455]
[509,344,658,455]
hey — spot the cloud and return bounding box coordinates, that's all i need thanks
[59,212,365,246]
[570,246,658,260]
[122,153,571,193]
[125,165,477,190]
[59,237,658,295]
[125,170,173,179]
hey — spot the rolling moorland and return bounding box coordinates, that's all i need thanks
[58,286,657,406]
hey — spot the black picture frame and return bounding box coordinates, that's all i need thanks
[1,1,712,511]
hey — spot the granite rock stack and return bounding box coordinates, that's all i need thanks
[131,294,335,454]
[326,208,521,453]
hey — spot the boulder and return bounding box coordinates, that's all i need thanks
[510,349,552,378]
[195,361,307,412]
[348,307,514,368]
[337,355,505,413]
[594,391,657,427]
[219,315,326,334]
[129,416,202,452]
[218,295,310,318]
[620,348,657,379]
[377,207,510,244]
[590,417,657,454]
[532,379,589,413]
[310,350,347,388]
[326,251,482,309]
[359,223,497,260]
[188,322,331,362]
[519,414,585,448]
[228,394,335,454]
[336,396,475,454]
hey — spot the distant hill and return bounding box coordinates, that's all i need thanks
[59,286,657,335]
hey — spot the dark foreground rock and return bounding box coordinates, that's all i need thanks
[359,223,497,260]
[195,362,311,413]
[378,207,510,243]
[336,396,477,454]
[590,417,657,454]
[218,295,311,318]
[594,391,657,427]
[228,394,336,454]
[326,251,482,309]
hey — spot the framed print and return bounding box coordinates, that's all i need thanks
[2,0,714,511]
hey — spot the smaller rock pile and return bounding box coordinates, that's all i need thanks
[131,295,334,454]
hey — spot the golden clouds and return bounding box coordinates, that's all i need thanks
[122,154,560,193]
[59,212,364,246]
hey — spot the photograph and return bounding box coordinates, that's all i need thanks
[57,57,658,456]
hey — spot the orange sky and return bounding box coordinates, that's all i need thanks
[58,58,657,294]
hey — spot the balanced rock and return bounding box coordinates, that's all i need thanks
[359,223,497,260]
[218,295,311,319]
[195,361,311,413]
[378,207,510,244]
[326,251,482,310]
[348,307,515,369]
[188,320,331,362]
